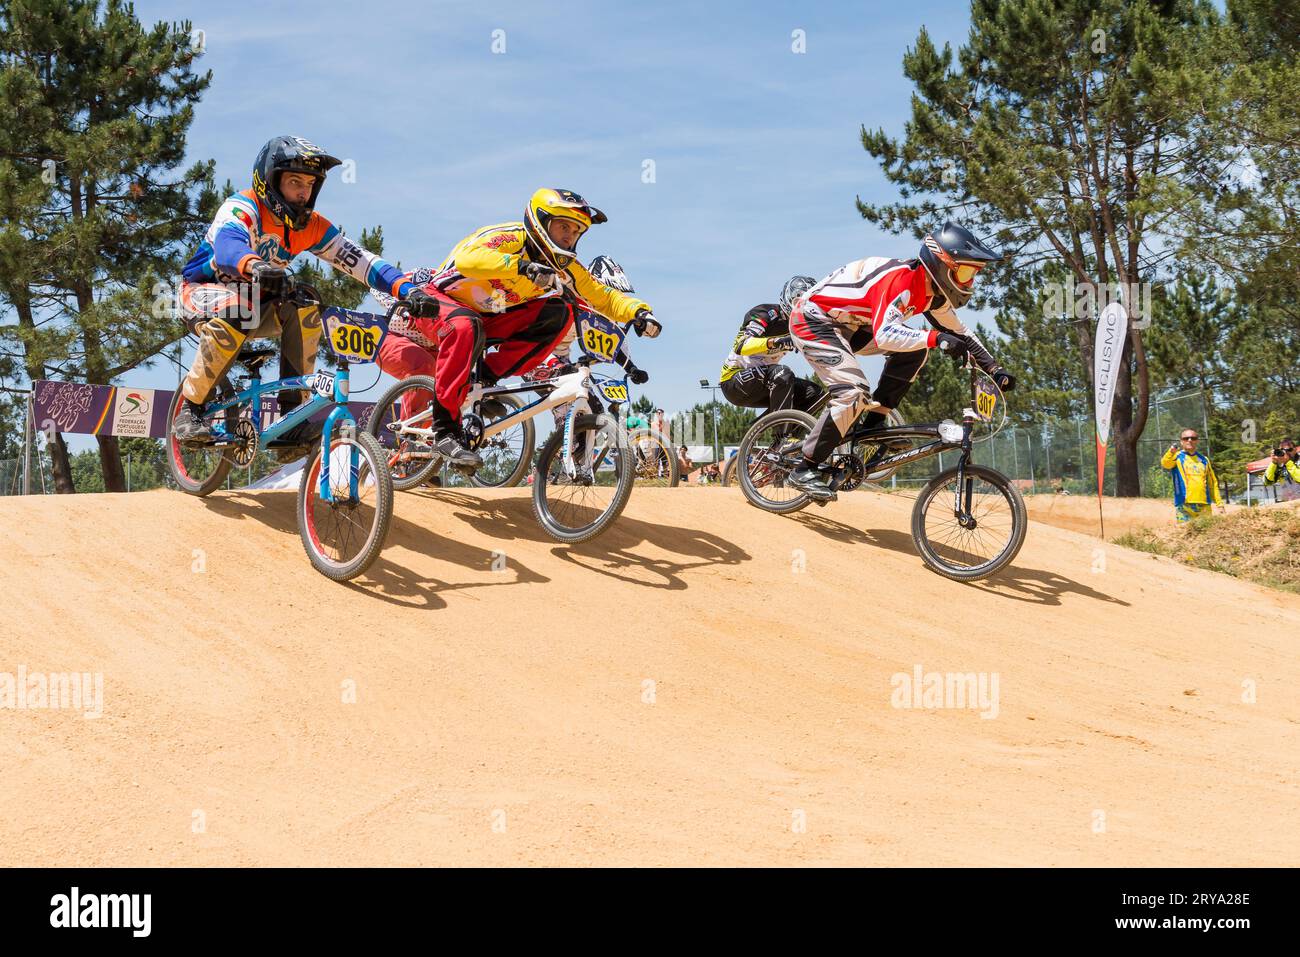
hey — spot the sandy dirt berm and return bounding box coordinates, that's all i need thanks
[1,486,1296,866]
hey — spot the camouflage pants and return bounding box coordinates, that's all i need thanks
[179,282,322,407]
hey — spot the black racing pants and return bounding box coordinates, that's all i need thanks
[720,365,823,416]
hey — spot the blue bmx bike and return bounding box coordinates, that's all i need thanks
[166,284,396,581]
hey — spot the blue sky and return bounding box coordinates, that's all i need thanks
[70,0,989,450]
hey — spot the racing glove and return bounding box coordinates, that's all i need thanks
[405,288,441,319]
[249,261,290,299]
[934,333,969,363]
[518,259,558,289]
[633,309,662,339]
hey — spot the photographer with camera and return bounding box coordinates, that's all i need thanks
[1263,438,1300,488]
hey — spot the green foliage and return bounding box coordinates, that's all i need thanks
[669,400,756,452]
[858,0,1231,494]
[294,224,389,312]
[1145,462,1174,500]
[897,351,966,425]
[0,0,217,491]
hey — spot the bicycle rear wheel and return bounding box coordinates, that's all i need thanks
[735,409,816,514]
[531,413,634,543]
[166,377,236,496]
[470,392,534,488]
[298,430,393,581]
[910,463,1026,581]
[366,375,440,491]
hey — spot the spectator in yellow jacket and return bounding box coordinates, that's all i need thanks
[1160,430,1224,522]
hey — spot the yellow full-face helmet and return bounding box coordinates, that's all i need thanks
[523,188,608,270]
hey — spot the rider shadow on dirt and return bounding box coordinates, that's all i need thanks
[421,489,751,590]
[788,510,1126,607]
[199,490,550,610]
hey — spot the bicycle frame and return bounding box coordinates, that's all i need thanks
[380,306,637,481]
[203,364,359,503]
[824,368,997,518]
[381,368,600,480]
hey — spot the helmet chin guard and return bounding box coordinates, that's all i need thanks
[253,135,342,231]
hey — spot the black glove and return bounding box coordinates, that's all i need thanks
[633,309,662,339]
[405,288,441,320]
[628,366,649,385]
[991,368,1016,393]
[518,259,558,289]
[249,261,290,299]
[934,333,969,363]
[767,335,793,352]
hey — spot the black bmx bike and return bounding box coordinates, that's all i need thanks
[733,362,1027,581]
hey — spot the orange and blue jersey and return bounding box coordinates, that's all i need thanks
[182,189,412,298]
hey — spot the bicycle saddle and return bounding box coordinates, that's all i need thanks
[237,345,278,372]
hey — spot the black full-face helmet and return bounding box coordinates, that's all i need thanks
[917,221,1002,307]
[252,135,342,230]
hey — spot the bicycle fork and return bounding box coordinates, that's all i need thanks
[951,441,977,528]
[317,364,359,505]
[561,396,595,480]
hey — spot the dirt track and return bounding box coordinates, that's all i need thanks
[2,485,1297,866]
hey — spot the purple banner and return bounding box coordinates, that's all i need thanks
[32,380,375,440]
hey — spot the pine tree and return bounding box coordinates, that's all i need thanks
[0,0,216,492]
[859,0,1227,495]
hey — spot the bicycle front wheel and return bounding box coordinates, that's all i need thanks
[626,428,679,487]
[720,453,737,488]
[531,413,634,543]
[910,463,1026,581]
[298,430,394,581]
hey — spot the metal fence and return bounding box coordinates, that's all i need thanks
[0,389,1219,499]
[884,389,1211,498]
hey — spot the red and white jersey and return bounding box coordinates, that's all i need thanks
[797,257,970,352]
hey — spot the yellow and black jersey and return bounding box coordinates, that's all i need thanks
[719,303,793,382]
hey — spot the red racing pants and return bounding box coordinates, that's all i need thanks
[376,290,574,430]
